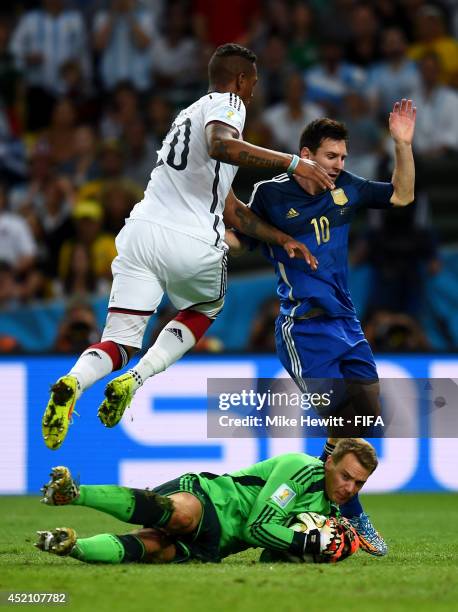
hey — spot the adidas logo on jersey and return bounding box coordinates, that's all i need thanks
[286,208,300,219]
[166,328,183,343]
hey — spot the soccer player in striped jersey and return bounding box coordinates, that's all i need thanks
[35,439,376,564]
[226,99,417,556]
[41,43,335,451]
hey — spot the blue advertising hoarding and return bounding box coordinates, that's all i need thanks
[1,354,457,495]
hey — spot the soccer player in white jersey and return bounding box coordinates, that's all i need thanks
[42,43,335,450]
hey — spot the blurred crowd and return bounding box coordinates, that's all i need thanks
[1,0,458,353]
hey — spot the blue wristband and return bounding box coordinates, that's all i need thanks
[287,154,300,176]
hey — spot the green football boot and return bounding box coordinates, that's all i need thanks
[42,376,79,450]
[35,527,77,556]
[40,466,80,506]
[97,373,136,428]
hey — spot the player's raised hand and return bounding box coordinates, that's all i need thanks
[294,158,335,191]
[389,99,416,145]
[282,238,318,270]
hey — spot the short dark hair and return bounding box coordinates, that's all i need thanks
[332,438,378,474]
[299,118,348,153]
[208,44,257,86]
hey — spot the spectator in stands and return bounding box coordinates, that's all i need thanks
[54,299,100,354]
[304,38,367,117]
[411,52,458,158]
[263,73,323,152]
[364,310,430,351]
[341,91,382,180]
[59,243,98,298]
[0,100,27,185]
[369,27,420,118]
[353,208,441,317]
[373,0,408,32]
[102,184,136,235]
[146,95,173,144]
[37,98,79,168]
[0,261,20,311]
[261,0,290,40]
[93,0,156,92]
[9,0,90,130]
[0,16,23,131]
[37,175,74,279]
[346,3,382,67]
[192,0,260,49]
[0,185,41,301]
[123,117,158,188]
[446,0,458,38]
[408,4,458,86]
[59,60,98,125]
[258,34,293,107]
[248,298,279,353]
[288,3,318,71]
[8,142,55,212]
[242,97,274,150]
[59,125,100,188]
[20,205,50,299]
[59,59,90,99]
[11,172,74,298]
[78,139,142,204]
[58,200,116,296]
[0,182,38,300]
[100,81,141,141]
[152,0,200,102]
[314,0,357,41]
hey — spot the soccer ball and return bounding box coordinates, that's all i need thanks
[259,512,359,564]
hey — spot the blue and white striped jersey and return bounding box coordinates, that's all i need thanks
[93,8,156,91]
[10,9,89,94]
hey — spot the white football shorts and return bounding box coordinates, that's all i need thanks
[101,219,227,348]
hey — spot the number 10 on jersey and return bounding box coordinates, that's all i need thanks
[310,216,330,245]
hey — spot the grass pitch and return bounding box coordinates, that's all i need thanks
[1,493,457,612]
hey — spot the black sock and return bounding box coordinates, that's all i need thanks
[116,534,145,563]
[129,489,174,527]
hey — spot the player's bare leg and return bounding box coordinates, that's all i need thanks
[162,492,203,534]
[40,467,203,537]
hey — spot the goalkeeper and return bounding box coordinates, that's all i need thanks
[35,438,377,564]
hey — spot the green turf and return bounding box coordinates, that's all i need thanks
[1,494,457,612]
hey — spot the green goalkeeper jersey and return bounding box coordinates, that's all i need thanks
[196,453,335,559]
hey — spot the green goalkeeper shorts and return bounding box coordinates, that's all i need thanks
[152,473,222,563]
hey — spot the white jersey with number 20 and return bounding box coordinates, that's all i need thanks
[129,92,246,247]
